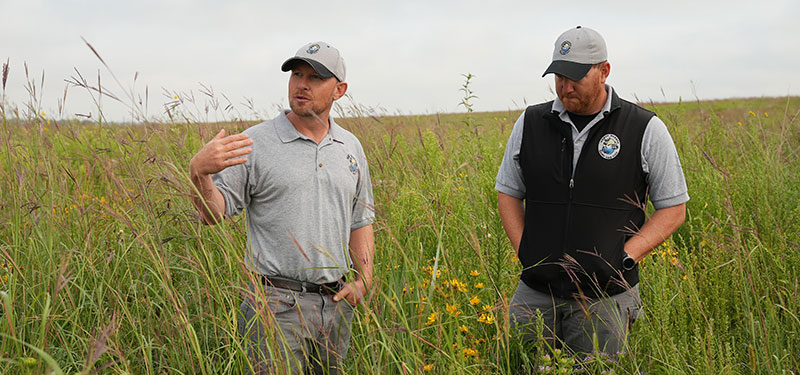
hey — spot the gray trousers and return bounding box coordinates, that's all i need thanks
[238,283,355,375]
[508,280,641,355]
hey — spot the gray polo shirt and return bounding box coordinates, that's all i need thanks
[213,111,375,284]
[496,85,689,210]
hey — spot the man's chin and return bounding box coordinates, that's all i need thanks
[289,104,313,117]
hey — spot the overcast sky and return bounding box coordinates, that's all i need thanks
[1,0,798,122]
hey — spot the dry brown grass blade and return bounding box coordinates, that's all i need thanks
[53,252,74,298]
[288,230,312,263]
[0,245,26,282]
[698,143,729,177]
[83,311,119,372]
[2,58,8,91]
[81,36,108,67]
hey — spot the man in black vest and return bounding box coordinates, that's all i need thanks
[495,26,689,355]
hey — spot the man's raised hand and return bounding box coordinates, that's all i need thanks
[190,129,254,176]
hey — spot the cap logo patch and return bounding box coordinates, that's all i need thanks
[598,134,620,160]
[307,44,320,54]
[560,41,572,55]
[346,154,358,174]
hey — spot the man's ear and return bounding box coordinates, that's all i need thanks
[599,61,611,83]
[333,81,348,101]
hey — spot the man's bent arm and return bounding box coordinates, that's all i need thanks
[188,129,252,225]
[498,192,525,254]
[624,203,686,262]
[189,166,226,225]
[334,224,374,306]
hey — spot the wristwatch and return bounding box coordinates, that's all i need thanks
[622,254,636,271]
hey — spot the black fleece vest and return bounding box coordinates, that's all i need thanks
[518,92,654,298]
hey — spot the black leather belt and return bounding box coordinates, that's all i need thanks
[261,276,343,295]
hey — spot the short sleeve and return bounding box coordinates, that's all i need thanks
[641,116,690,209]
[495,112,527,198]
[212,161,250,218]
[351,144,375,230]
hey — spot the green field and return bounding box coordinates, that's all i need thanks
[1,96,799,374]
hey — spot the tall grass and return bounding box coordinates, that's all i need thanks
[1,59,799,373]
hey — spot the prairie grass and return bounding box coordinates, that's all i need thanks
[1,59,799,373]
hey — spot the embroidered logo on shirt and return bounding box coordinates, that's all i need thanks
[307,44,320,54]
[346,154,358,174]
[560,41,572,55]
[598,134,620,160]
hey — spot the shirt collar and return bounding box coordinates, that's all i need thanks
[275,110,344,145]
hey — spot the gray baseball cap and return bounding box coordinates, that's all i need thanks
[281,41,346,82]
[542,26,607,82]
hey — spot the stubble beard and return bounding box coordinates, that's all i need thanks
[289,99,333,128]
[560,84,605,115]
[290,94,334,124]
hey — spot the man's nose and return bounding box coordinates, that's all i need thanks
[559,81,573,94]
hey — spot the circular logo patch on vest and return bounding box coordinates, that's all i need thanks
[598,134,620,160]
[560,41,572,55]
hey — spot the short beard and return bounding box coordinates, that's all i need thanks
[289,101,331,128]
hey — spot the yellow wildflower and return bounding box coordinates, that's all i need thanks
[463,347,478,358]
[459,325,469,333]
[474,282,484,289]
[470,270,479,277]
[426,312,439,326]
[478,313,495,325]
[470,296,480,305]
[423,364,434,372]
[446,303,460,316]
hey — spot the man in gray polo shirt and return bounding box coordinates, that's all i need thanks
[189,41,374,374]
[496,26,688,355]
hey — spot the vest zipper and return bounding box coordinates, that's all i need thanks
[563,135,575,253]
